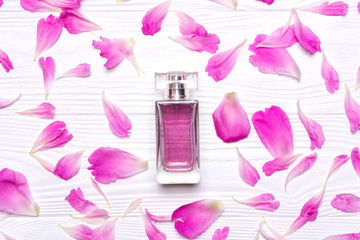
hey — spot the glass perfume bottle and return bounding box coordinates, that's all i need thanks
[155,71,200,184]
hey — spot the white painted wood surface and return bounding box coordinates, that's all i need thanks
[1,0,360,239]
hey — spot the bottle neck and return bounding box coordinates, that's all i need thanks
[166,82,189,100]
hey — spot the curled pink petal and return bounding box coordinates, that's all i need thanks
[232,193,280,211]
[331,193,360,213]
[88,147,148,184]
[327,154,349,180]
[141,0,171,36]
[17,102,55,119]
[257,0,274,5]
[323,233,360,240]
[59,224,93,240]
[257,25,297,48]
[298,100,325,150]
[145,209,172,223]
[38,56,56,100]
[0,49,13,72]
[172,199,224,239]
[321,51,339,93]
[31,120,73,153]
[206,40,246,81]
[0,231,16,240]
[345,84,360,133]
[34,15,63,60]
[56,63,90,80]
[208,0,237,9]
[293,9,321,54]
[212,92,250,142]
[0,168,40,216]
[212,226,229,240]
[60,9,101,34]
[262,154,301,176]
[301,1,348,16]
[249,34,301,80]
[122,198,142,218]
[236,147,260,186]
[285,153,317,191]
[0,94,21,109]
[90,176,111,209]
[356,66,360,89]
[351,147,360,177]
[141,208,166,240]
[102,91,132,137]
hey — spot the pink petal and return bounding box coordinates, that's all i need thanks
[90,176,111,209]
[212,92,250,142]
[0,168,40,216]
[298,100,325,150]
[356,66,360,89]
[65,188,103,215]
[0,231,16,240]
[20,0,59,12]
[60,9,101,34]
[30,121,73,153]
[145,209,172,223]
[208,0,237,9]
[0,49,13,72]
[38,56,56,100]
[45,0,80,8]
[91,218,117,239]
[285,153,317,191]
[141,0,171,36]
[122,198,142,218]
[351,147,360,177]
[323,233,360,240]
[88,147,148,184]
[249,34,301,80]
[293,9,321,54]
[327,154,349,180]
[331,193,360,213]
[257,0,274,5]
[59,224,93,240]
[175,11,208,36]
[236,147,260,186]
[205,40,246,81]
[0,94,21,109]
[56,63,90,80]
[17,102,55,119]
[0,0,2,7]
[172,200,224,239]
[141,208,166,240]
[345,84,360,133]
[102,91,132,137]
[69,210,109,225]
[212,226,229,240]
[257,25,298,48]
[232,193,280,211]
[301,1,348,16]
[53,150,84,180]
[358,1,360,13]
[262,154,301,176]
[34,15,63,60]
[321,51,339,93]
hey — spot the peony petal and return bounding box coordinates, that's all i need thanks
[212,226,229,240]
[65,188,101,215]
[285,153,317,191]
[236,147,260,187]
[326,154,349,181]
[262,154,301,176]
[301,1,348,16]
[141,208,166,240]
[257,0,274,5]
[69,211,109,225]
[298,100,325,150]
[56,63,90,80]
[293,9,321,54]
[249,34,301,80]
[358,1,360,14]
[17,102,55,119]
[212,92,250,142]
[172,199,224,239]
[60,9,101,34]
[34,15,63,60]
[38,56,56,100]
[0,0,2,7]
[261,219,285,240]
[256,25,297,48]
[174,11,208,36]
[88,147,148,184]
[356,66,360,89]
[0,94,21,109]
[208,0,237,9]
[0,49,13,72]
[116,0,130,3]
[232,193,280,211]
[91,218,117,239]
[53,150,84,180]
[0,231,16,240]
[205,40,246,81]
[351,147,360,177]
[321,51,339,93]
[102,91,132,137]
[122,198,142,218]
[0,168,40,216]
[345,84,360,133]
[141,0,171,36]
[20,0,59,12]
[145,209,172,223]
[59,224,93,240]
[45,0,81,8]
[331,193,360,213]
[323,233,360,240]
[90,176,111,209]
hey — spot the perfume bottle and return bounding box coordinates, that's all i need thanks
[155,71,200,184]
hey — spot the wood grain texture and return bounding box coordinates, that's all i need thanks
[1,0,360,239]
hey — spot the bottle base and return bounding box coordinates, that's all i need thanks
[157,168,200,184]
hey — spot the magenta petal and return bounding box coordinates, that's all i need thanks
[175,11,207,36]
[56,63,90,80]
[323,233,360,240]
[141,0,171,36]
[38,56,56,100]
[233,193,280,211]
[17,102,55,119]
[45,0,80,8]
[351,147,360,177]
[321,51,339,93]
[301,1,348,16]
[141,209,167,240]
[358,1,360,13]
[0,94,21,109]
[208,0,237,9]
[257,0,274,5]
[172,200,224,239]
[257,25,298,48]
[331,193,360,213]
[0,168,40,216]
[327,154,349,180]
[0,0,2,7]
[236,148,260,187]
[206,40,246,81]
[65,188,103,215]
[0,49,14,72]
[59,224,93,240]
[212,226,229,240]
[53,150,84,180]
[262,154,301,176]
[20,0,59,12]
[102,91,132,137]
[298,100,325,150]
[212,92,250,142]
[345,84,360,133]
[88,147,148,184]
[145,209,172,223]
[60,9,101,34]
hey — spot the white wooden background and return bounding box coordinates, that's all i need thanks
[1,0,360,239]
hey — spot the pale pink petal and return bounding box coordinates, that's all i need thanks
[38,56,56,100]
[293,9,321,54]
[34,15,63,60]
[212,92,250,142]
[236,147,260,187]
[232,193,280,211]
[60,9,101,34]
[45,0,80,8]
[174,11,207,36]
[0,231,16,240]
[205,40,246,81]
[356,66,360,89]
[249,34,301,80]
[141,0,171,36]
[172,200,224,239]
[116,0,130,2]
[331,193,360,213]
[88,147,148,184]
[53,150,84,180]
[30,121,73,153]
[69,211,109,225]
[257,0,274,5]
[212,226,229,240]
[145,209,172,223]
[351,147,360,177]
[0,94,21,109]
[262,154,301,177]
[261,219,285,240]
[56,63,90,80]
[0,49,13,72]
[30,154,55,174]
[59,224,93,240]
[208,0,237,9]
[323,233,360,240]
[20,0,59,12]
[17,102,55,119]
[65,188,100,215]
[345,84,360,133]
[285,153,317,191]
[301,1,348,16]
[90,176,111,209]
[257,25,297,48]
[321,51,339,93]
[121,198,142,218]
[91,218,117,239]
[102,91,132,137]
[327,154,350,180]
[298,100,325,150]
[141,208,166,240]
[0,168,40,216]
